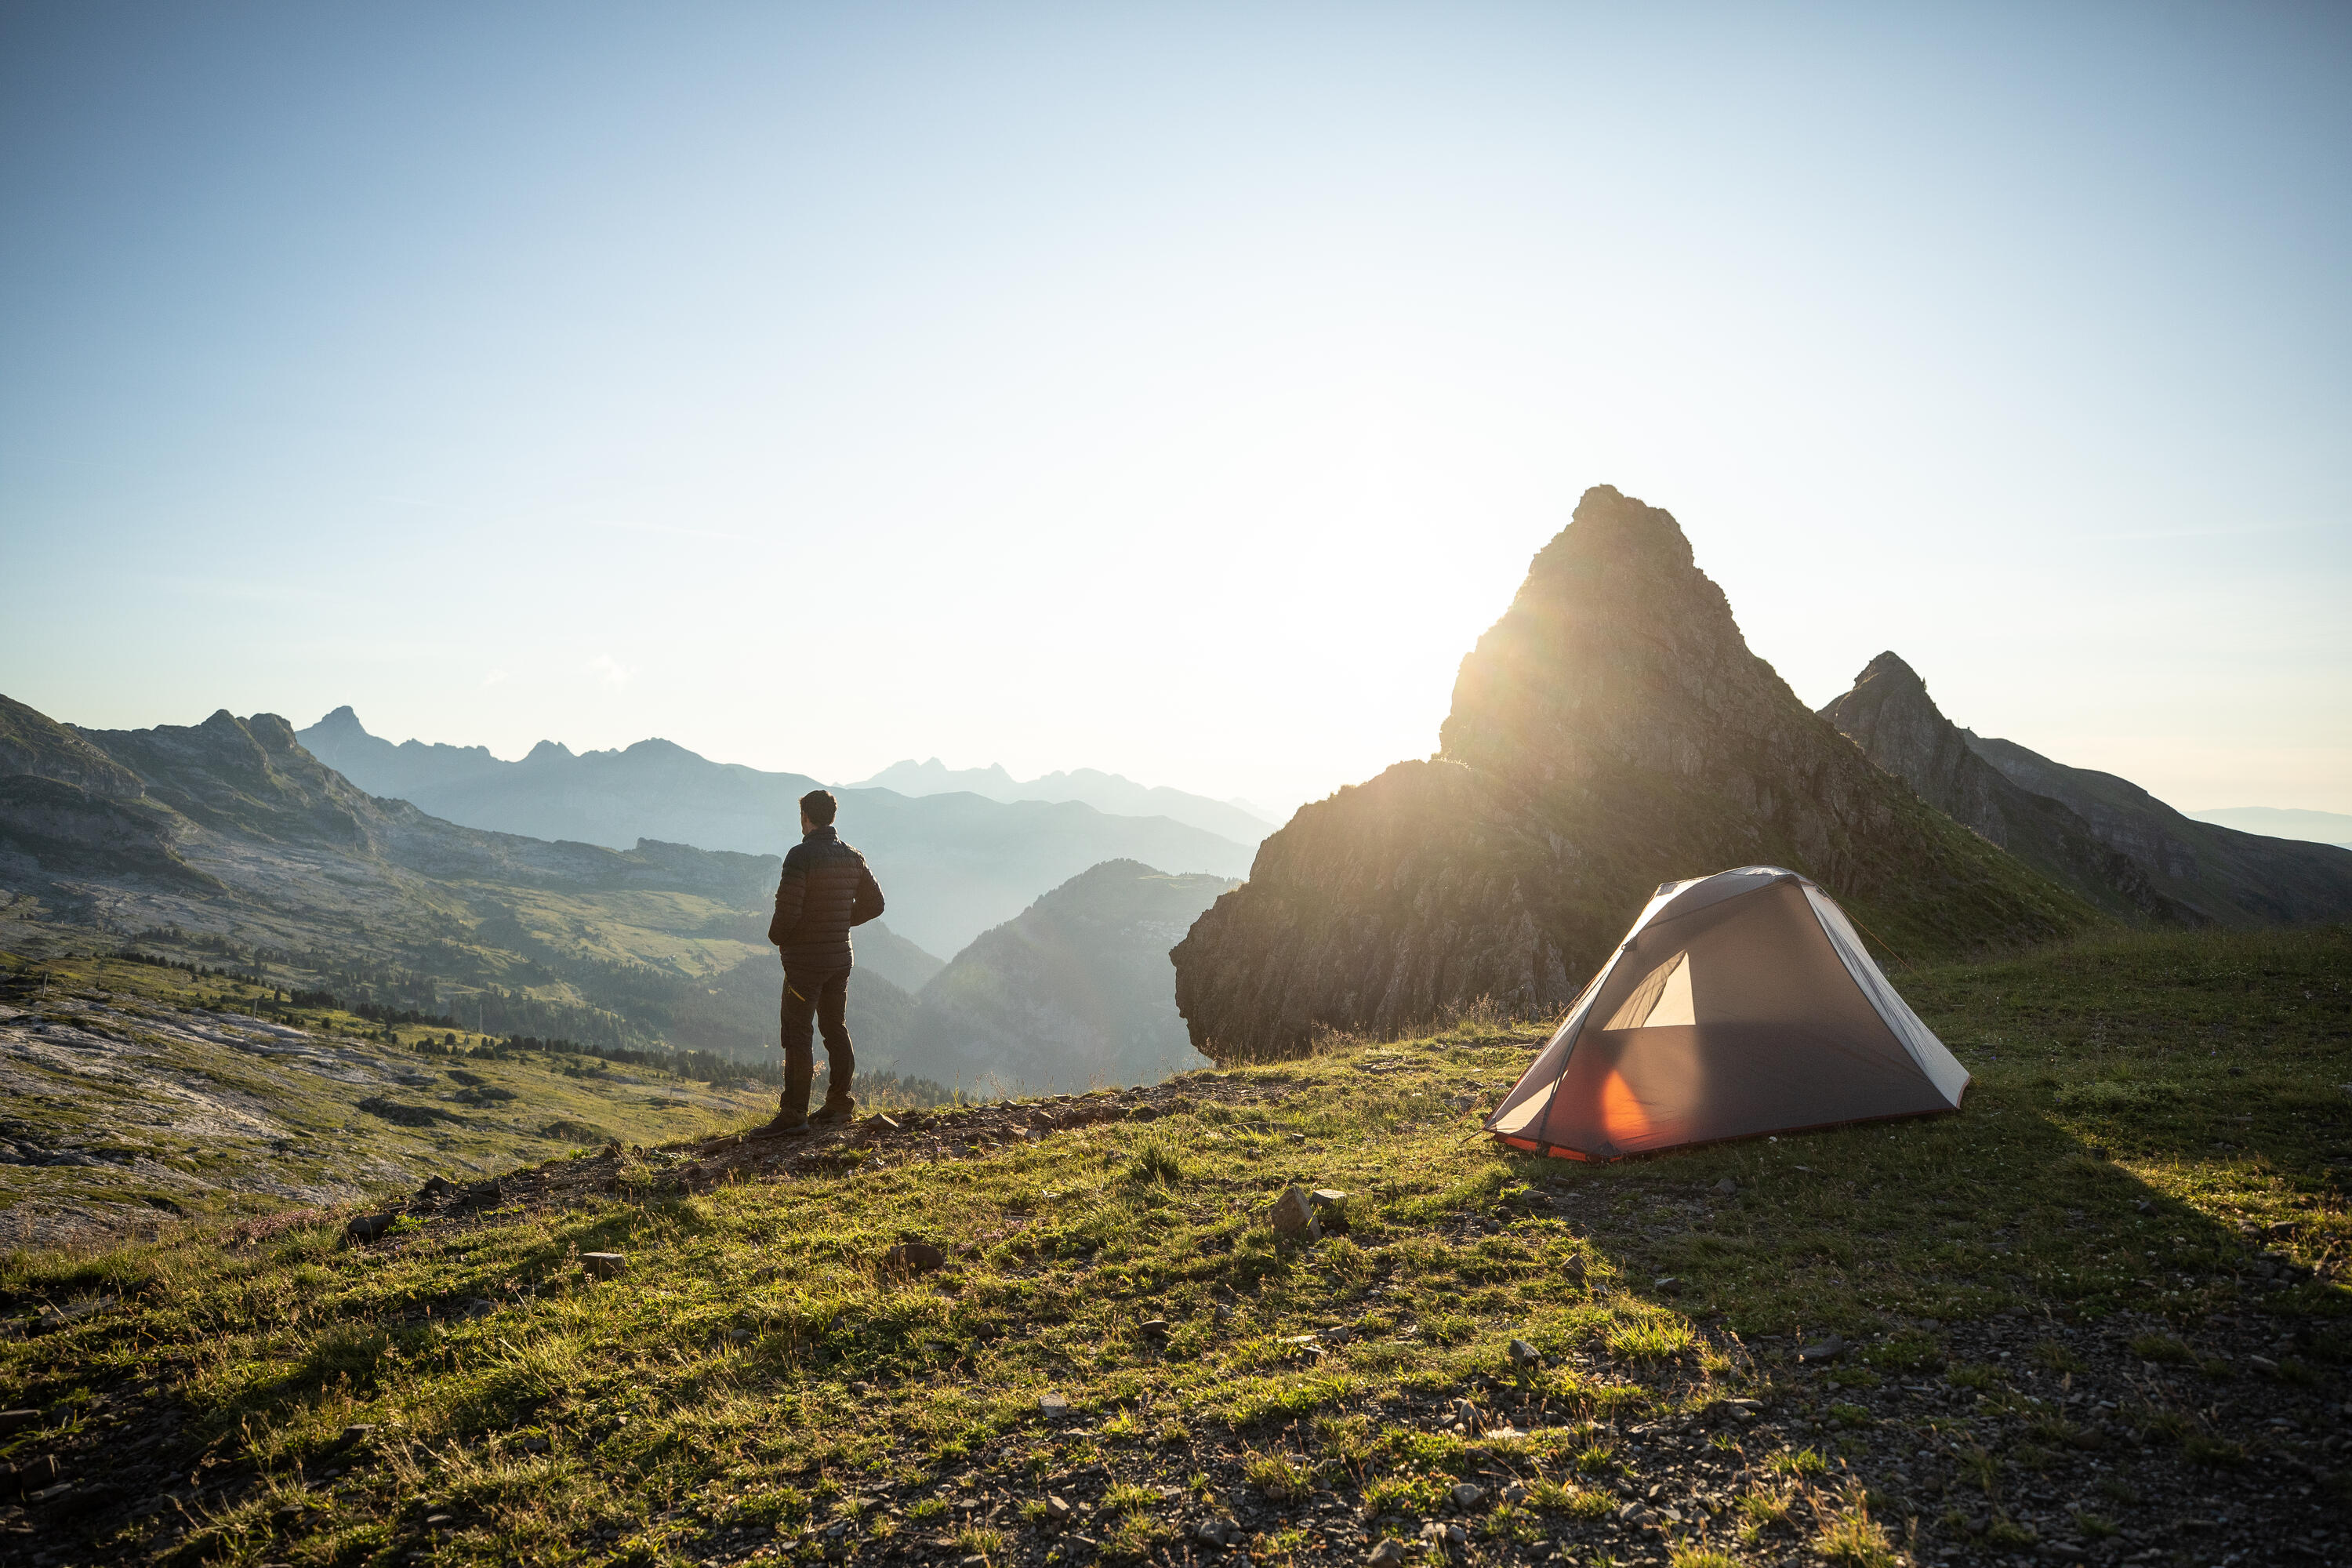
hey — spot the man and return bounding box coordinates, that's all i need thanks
[757,788,885,1135]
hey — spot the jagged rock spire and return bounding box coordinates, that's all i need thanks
[1171,488,2098,1063]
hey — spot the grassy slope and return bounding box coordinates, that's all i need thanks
[5,925,2350,1568]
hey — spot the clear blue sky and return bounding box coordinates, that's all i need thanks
[3,2,2347,815]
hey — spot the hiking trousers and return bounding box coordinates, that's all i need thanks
[781,967,853,1117]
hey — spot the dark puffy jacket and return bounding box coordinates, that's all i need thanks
[768,826,885,971]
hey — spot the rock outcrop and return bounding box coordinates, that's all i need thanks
[1817,654,2197,924]
[1171,485,2100,1063]
[1821,657,2352,930]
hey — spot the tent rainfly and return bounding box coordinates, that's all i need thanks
[1486,866,1968,1161]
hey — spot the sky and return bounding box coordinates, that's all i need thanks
[2,2,2347,819]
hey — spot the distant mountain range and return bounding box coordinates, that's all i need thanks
[845,759,1274,844]
[1,693,840,1059]
[0,694,1230,1096]
[297,707,1254,957]
[2187,807,2352,851]
[1820,654,2352,929]
[898,861,1234,1092]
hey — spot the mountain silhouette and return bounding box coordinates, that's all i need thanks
[1820,661,2352,929]
[848,758,1274,844]
[1171,485,2100,1062]
[298,710,1254,956]
[886,861,1235,1092]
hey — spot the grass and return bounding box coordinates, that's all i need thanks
[2,922,2348,1567]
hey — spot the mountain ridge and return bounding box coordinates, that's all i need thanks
[848,758,1274,844]
[1815,653,2198,925]
[297,711,1256,956]
[1818,654,2352,929]
[2,693,927,1066]
[896,860,1232,1092]
[1171,485,2102,1062]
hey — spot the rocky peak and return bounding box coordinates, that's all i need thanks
[1172,488,2100,1062]
[1818,654,2217,926]
[78,709,381,851]
[1437,485,1799,790]
[0,694,146,801]
[1815,652,1982,797]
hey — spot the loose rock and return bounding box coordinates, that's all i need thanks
[1450,1483,1484,1508]
[1796,1332,1847,1363]
[1367,1539,1406,1567]
[880,1243,947,1274]
[1039,1392,1070,1419]
[580,1252,627,1279]
[346,1213,397,1242]
[1506,1338,1543,1368]
[1269,1185,1323,1243]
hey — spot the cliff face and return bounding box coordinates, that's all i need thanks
[1171,486,2101,1063]
[1817,654,2194,924]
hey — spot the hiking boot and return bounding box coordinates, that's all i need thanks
[750,1112,812,1139]
[811,1095,856,1127]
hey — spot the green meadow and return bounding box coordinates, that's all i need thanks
[3,924,2347,1568]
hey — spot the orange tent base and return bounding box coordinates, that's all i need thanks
[1493,1092,1967,1164]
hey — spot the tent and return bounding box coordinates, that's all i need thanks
[1486,866,1968,1160]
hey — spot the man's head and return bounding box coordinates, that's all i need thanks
[799,789,837,834]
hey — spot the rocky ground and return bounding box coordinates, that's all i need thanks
[0,982,772,1250]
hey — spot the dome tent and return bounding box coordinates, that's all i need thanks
[1486,867,1968,1161]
